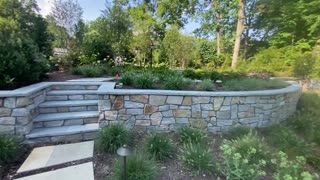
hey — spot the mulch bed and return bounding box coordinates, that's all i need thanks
[93,129,225,180]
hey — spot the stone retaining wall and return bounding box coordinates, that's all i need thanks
[98,84,301,133]
[0,88,49,137]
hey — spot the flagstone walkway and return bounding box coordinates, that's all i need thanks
[15,141,95,180]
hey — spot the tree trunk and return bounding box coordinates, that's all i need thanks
[243,27,249,60]
[214,0,222,55]
[231,0,245,69]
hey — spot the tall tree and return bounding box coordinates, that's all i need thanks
[231,0,245,69]
[195,0,237,56]
[50,0,83,47]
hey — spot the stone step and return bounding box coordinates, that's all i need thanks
[51,84,100,90]
[39,100,98,108]
[34,111,99,122]
[25,124,99,143]
[47,90,97,95]
[45,92,99,101]
[38,100,98,114]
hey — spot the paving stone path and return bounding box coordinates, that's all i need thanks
[15,141,94,180]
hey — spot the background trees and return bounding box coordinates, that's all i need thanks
[0,0,319,88]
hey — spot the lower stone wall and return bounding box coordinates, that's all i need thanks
[0,88,49,137]
[98,90,301,133]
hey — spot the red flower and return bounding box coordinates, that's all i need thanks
[115,74,120,80]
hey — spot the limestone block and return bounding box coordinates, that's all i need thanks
[125,101,144,108]
[150,112,162,125]
[16,97,32,107]
[166,96,183,105]
[214,97,224,110]
[216,111,231,119]
[201,104,214,111]
[144,105,158,115]
[130,95,149,104]
[192,97,210,104]
[149,95,167,106]
[0,108,11,117]
[127,109,143,115]
[12,108,28,117]
[162,110,173,117]
[174,109,191,118]
[4,98,16,108]
[135,120,150,126]
[104,111,118,120]
[161,117,175,125]
[0,117,15,125]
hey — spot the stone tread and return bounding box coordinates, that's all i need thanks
[26,124,99,138]
[39,100,98,108]
[47,90,97,95]
[34,111,99,122]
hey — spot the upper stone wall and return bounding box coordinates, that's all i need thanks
[98,83,301,133]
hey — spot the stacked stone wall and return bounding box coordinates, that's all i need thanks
[98,90,300,132]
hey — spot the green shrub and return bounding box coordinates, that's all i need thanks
[112,153,158,180]
[133,71,156,89]
[224,126,253,140]
[0,135,21,165]
[271,151,314,180]
[209,71,221,81]
[290,92,320,145]
[223,78,288,91]
[163,75,190,90]
[224,132,268,164]
[197,79,214,91]
[144,133,174,161]
[120,71,136,85]
[266,125,313,158]
[182,68,197,79]
[180,143,216,175]
[177,126,207,145]
[220,142,267,180]
[293,53,316,80]
[98,124,129,153]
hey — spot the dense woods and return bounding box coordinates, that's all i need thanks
[0,0,320,88]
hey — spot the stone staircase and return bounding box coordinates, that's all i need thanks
[26,84,101,143]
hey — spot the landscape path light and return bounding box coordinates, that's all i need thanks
[117,144,132,180]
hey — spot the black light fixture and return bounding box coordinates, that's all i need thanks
[117,144,132,180]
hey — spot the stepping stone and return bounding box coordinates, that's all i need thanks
[17,141,94,173]
[15,162,94,180]
[67,78,114,82]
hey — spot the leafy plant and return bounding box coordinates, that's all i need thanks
[98,124,129,153]
[177,126,207,145]
[180,143,216,175]
[120,71,136,85]
[133,71,156,89]
[144,133,174,161]
[112,153,158,180]
[197,79,214,91]
[271,151,314,180]
[163,75,190,90]
[182,68,197,79]
[220,143,267,180]
[224,132,268,164]
[224,126,253,140]
[0,135,21,165]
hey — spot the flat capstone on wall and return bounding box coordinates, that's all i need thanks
[98,86,301,133]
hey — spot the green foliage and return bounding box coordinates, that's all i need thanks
[182,68,198,79]
[197,79,214,91]
[220,142,267,180]
[112,153,158,180]
[266,125,313,158]
[290,92,320,145]
[0,135,21,165]
[223,78,288,91]
[120,71,136,85]
[224,126,253,140]
[144,133,174,161]
[0,0,50,88]
[180,143,216,175]
[177,126,207,145]
[225,132,268,164]
[293,53,316,80]
[163,75,190,90]
[133,71,156,89]
[98,124,129,153]
[271,152,314,180]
